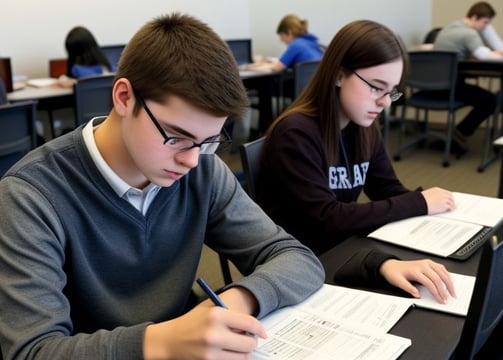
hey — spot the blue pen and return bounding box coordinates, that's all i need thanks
[196,277,229,309]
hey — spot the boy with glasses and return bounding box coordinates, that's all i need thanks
[0,13,324,359]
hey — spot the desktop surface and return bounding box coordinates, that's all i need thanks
[319,235,482,359]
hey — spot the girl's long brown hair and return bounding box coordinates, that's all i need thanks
[266,19,408,164]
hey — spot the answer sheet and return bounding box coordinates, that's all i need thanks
[253,284,413,360]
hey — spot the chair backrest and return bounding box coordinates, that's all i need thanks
[294,60,320,98]
[239,136,265,199]
[226,39,253,65]
[100,44,126,69]
[73,74,115,126]
[49,58,69,78]
[0,101,37,176]
[0,57,13,93]
[454,229,503,358]
[406,51,459,93]
[423,27,442,44]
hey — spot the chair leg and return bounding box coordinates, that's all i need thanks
[218,254,233,285]
[443,114,454,167]
[478,97,502,172]
[393,106,429,161]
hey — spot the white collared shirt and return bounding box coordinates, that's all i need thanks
[82,118,161,214]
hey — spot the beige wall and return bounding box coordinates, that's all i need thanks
[432,0,503,37]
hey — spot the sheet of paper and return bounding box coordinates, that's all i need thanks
[368,216,483,257]
[414,272,476,316]
[435,192,503,227]
[253,284,413,360]
[253,310,411,360]
[290,284,413,333]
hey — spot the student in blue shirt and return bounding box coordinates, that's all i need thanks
[249,14,324,72]
[65,26,116,79]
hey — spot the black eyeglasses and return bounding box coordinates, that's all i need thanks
[136,93,232,154]
[351,70,403,102]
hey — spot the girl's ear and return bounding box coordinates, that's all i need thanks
[336,72,345,87]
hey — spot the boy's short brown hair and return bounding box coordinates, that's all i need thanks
[116,13,249,119]
[467,2,496,19]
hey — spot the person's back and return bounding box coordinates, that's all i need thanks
[277,14,323,68]
[279,32,323,68]
[247,14,323,72]
[434,20,483,59]
[65,26,114,78]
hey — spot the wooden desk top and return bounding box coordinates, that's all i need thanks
[319,236,482,359]
[7,85,73,102]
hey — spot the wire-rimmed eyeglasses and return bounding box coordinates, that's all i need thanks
[351,70,403,102]
[135,92,232,154]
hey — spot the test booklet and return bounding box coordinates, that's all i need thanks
[367,192,503,258]
[253,277,475,359]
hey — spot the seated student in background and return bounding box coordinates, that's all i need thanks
[256,19,456,304]
[248,14,324,72]
[433,1,502,153]
[65,26,116,79]
[0,13,324,359]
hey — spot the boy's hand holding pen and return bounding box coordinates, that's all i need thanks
[196,277,267,339]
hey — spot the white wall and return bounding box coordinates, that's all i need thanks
[249,0,432,58]
[1,0,250,78]
[2,0,432,79]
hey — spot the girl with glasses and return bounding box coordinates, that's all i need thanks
[257,19,457,303]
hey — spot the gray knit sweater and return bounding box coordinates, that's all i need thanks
[0,128,324,359]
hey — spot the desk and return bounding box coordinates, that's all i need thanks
[458,60,503,172]
[8,85,74,138]
[319,236,482,359]
[239,69,283,137]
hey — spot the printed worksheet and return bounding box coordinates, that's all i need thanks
[253,284,413,360]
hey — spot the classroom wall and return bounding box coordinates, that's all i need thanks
[3,1,486,80]
[1,0,250,78]
[248,0,432,59]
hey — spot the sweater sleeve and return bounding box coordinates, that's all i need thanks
[332,248,397,287]
[259,119,428,245]
[203,157,325,319]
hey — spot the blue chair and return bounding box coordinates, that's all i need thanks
[393,51,469,167]
[293,60,320,99]
[100,44,126,69]
[0,101,37,177]
[73,74,115,126]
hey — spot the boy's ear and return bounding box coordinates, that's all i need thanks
[112,78,135,116]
